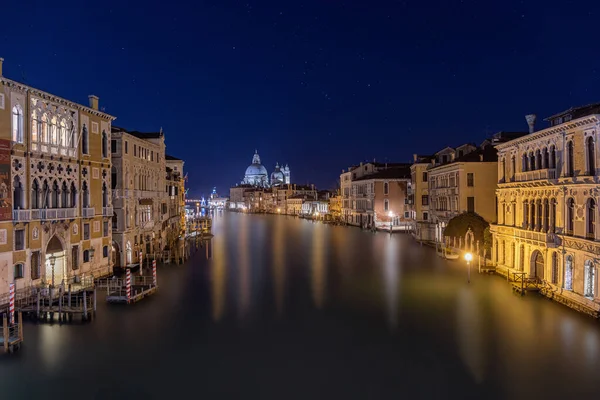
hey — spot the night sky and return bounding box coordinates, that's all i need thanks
[2,0,600,197]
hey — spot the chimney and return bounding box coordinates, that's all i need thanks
[0,58,3,77]
[525,114,536,134]
[413,154,418,162]
[88,95,99,110]
[479,154,484,162]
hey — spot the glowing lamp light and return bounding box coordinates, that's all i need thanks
[388,211,394,217]
[277,208,281,213]
[464,252,473,262]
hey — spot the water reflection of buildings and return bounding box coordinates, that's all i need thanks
[272,216,286,315]
[456,287,484,383]
[383,236,399,329]
[211,237,225,321]
[311,224,327,309]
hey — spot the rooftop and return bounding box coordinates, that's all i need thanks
[165,154,182,161]
[354,166,411,181]
[544,102,600,121]
[112,125,163,139]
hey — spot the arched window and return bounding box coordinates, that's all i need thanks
[543,148,549,169]
[543,198,549,232]
[536,199,542,231]
[567,198,575,235]
[31,179,40,209]
[384,198,389,211]
[41,113,49,143]
[584,260,595,298]
[551,252,558,284]
[567,140,574,176]
[52,180,59,208]
[82,124,89,154]
[102,130,108,158]
[113,212,118,230]
[50,116,57,145]
[42,180,50,208]
[535,149,541,170]
[103,245,109,258]
[588,198,596,239]
[523,200,529,228]
[12,104,23,143]
[70,182,77,209]
[102,182,108,208]
[587,136,596,176]
[69,121,76,148]
[508,156,514,181]
[529,152,535,171]
[551,199,557,232]
[13,176,23,210]
[61,181,68,208]
[565,255,574,290]
[82,181,89,208]
[60,119,67,147]
[31,111,39,143]
[550,145,556,169]
[522,153,528,172]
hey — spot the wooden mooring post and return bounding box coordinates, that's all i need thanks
[2,315,7,353]
[83,290,88,320]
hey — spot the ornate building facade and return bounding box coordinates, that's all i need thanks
[0,58,115,297]
[110,127,166,268]
[491,107,600,316]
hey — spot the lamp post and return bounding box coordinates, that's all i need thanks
[49,254,56,288]
[388,211,394,234]
[465,252,473,283]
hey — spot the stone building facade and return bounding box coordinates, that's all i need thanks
[491,106,600,316]
[165,155,186,261]
[411,154,435,242]
[110,127,166,268]
[0,58,115,296]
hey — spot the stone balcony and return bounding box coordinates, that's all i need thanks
[514,168,556,183]
[41,208,78,220]
[82,207,95,218]
[102,206,113,217]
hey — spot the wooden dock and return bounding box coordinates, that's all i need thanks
[1,313,24,353]
[0,282,96,322]
[98,276,157,304]
[508,271,540,295]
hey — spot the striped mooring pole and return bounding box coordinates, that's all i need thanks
[139,251,143,275]
[126,268,131,303]
[9,283,15,325]
[152,259,157,286]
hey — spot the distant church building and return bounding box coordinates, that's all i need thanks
[242,150,290,188]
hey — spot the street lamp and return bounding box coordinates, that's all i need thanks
[49,254,56,287]
[465,252,473,283]
[388,211,394,233]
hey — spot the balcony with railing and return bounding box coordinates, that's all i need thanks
[103,206,113,216]
[82,208,95,218]
[13,210,31,222]
[514,168,556,183]
[41,208,78,220]
[512,226,559,247]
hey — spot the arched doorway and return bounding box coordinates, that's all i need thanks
[531,250,544,281]
[45,235,66,286]
[112,241,121,268]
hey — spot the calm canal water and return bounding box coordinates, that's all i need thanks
[2,212,600,399]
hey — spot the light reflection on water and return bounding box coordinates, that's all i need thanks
[3,212,600,399]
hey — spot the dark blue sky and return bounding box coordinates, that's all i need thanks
[2,0,600,197]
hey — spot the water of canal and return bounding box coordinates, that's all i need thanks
[2,211,600,399]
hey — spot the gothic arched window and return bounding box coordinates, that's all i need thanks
[61,181,68,208]
[31,179,40,209]
[13,176,23,210]
[567,198,575,235]
[567,140,574,176]
[12,104,23,143]
[587,198,596,239]
[82,181,89,208]
[102,130,108,158]
[587,136,595,176]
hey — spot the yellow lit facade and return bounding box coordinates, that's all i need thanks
[0,61,115,296]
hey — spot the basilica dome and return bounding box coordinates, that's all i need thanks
[243,150,269,187]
